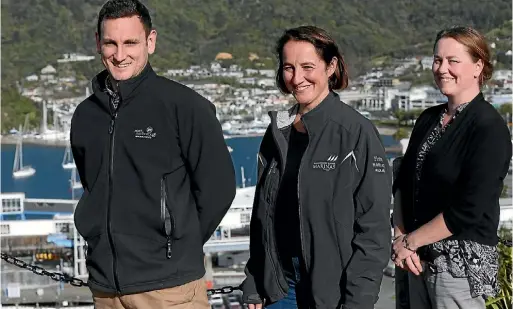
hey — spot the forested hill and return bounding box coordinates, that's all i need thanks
[2,0,512,85]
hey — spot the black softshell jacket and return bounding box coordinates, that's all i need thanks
[70,64,236,295]
[241,92,392,309]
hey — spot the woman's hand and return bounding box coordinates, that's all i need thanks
[391,234,423,275]
[392,234,417,260]
[397,253,423,276]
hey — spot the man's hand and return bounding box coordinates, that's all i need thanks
[248,304,263,309]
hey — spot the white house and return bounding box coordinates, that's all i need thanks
[420,57,433,70]
[41,65,57,75]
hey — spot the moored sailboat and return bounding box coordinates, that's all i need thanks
[12,119,36,179]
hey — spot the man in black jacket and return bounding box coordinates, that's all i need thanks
[70,0,236,308]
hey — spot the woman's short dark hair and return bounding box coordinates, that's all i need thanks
[275,25,349,94]
[97,0,152,37]
[434,26,493,86]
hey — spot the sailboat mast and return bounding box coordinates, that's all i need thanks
[63,144,69,165]
[241,166,246,188]
[71,168,76,200]
[13,139,19,173]
[19,138,23,168]
[19,115,30,170]
[17,124,23,170]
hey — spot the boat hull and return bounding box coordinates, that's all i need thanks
[13,167,36,179]
[62,163,76,169]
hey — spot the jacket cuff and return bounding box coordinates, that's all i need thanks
[242,293,263,304]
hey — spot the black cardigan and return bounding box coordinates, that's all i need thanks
[394,93,512,246]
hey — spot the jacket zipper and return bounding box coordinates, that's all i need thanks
[107,111,121,293]
[265,161,277,204]
[297,119,310,271]
[268,125,287,296]
[266,163,286,295]
[161,177,174,258]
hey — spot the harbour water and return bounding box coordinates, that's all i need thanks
[1,135,400,199]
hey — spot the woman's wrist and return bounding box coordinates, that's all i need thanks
[404,232,420,251]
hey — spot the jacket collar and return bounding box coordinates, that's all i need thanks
[91,63,156,110]
[442,92,484,115]
[271,91,340,136]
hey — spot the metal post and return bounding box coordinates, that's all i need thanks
[204,253,214,289]
[72,214,87,279]
[73,221,79,278]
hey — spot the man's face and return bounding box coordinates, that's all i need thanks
[96,15,157,81]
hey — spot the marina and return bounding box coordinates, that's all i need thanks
[0,134,264,308]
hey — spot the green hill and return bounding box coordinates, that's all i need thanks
[2,0,511,86]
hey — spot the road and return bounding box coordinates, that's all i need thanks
[2,275,398,308]
[376,275,396,309]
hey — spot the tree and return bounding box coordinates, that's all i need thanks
[1,87,40,134]
[485,226,512,309]
[499,103,512,117]
[394,109,405,127]
[501,184,510,198]
[393,127,410,140]
[497,104,512,127]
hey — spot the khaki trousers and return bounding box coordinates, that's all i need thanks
[92,279,210,309]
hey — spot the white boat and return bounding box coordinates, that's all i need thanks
[217,186,256,230]
[12,166,36,179]
[12,121,36,179]
[62,143,76,169]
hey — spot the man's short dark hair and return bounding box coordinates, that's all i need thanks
[97,0,152,37]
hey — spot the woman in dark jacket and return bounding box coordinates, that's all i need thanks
[241,25,392,309]
[392,26,512,309]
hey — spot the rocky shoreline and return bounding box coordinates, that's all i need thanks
[1,135,68,147]
[1,126,402,148]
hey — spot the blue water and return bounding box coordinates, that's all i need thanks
[1,137,263,199]
[2,144,79,199]
[1,135,399,199]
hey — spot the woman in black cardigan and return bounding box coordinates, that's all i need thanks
[391,26,512,309]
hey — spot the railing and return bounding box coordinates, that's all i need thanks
[212,271,246,288]
[1,266,61,289]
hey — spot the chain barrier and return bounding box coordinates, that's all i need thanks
[4,238,511,295]
[206,285,241,296]
[1,252,241,295]
[1,252,87,287]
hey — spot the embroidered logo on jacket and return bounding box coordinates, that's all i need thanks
[341,150,359,172]
[313,155,338,171]
[134,126,157,139]
[372,155,386,173]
